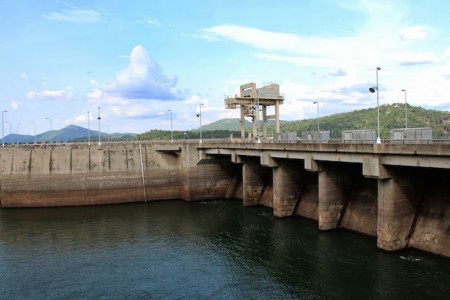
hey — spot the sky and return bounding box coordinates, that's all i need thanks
[1,0,450,135]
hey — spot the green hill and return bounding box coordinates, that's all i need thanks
[1,125,137,144]
[137,104,450,141]
[280,104,450,139]
[196,118,251,131]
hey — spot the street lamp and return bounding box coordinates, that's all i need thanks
[97,107,101,146]
[168,109,173,143]
[402,89,408,129]
[313,101,320,131]
[2,110,7,147]
[196,103,203,143]
[33,122,37,144]
[256,97,261,143]
[16,123,20,144]
[5,121,11,144]
[369,66,382,144]
[87,111,91,145]
[45,117,52,143]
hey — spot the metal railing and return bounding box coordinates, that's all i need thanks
[2,137,450,148]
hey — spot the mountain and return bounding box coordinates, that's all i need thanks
[195,118,277,131]
[195,118,252,131]
[196,104,450,139]
[1,125,137,144]
[280,104,450,139]
[118,104,450,142]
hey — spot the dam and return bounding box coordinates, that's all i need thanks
[0,140,449,258]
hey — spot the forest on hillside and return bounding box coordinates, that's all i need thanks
[137,104,450,140]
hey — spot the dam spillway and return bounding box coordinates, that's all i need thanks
[0,140,449,258]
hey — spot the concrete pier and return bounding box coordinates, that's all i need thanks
[318,163,357,230]
[242,158,268,207]
[273,160,304,218]
[377,168,417,251]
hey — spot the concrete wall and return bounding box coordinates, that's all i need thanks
[0,143,239,207]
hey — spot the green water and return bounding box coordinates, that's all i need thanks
[0,200,448,299]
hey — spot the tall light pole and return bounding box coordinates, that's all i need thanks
[313,101,320,131]
[196,103,203,143]
[402,89,408,129]
[369,67,382,144]
[2,110,7,147]
[256,97,261,143]
[168,109,173,143]
[16,123,21,144]
[33,122,37,144]
[87,111,91,145]
[6,121,11,144]
[97,107,101,146]
[45,117,52,143]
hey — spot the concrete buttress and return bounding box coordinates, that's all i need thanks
[273,160,305,218]
[377,168,416,251]
[242,158,270,206]
[318,162,358,230]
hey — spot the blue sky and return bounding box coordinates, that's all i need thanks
[1,0,450,135]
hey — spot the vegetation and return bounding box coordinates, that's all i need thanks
[136,129,241,140]
[135,104,450,141]
[279,104,450,139]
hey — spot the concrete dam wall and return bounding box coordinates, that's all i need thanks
[0,143,241,207]
[0,142,449,258]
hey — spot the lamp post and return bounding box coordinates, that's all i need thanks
[168,109,173,143]
[6,121,11,144]
[197,103,203,143]
[16,123,20,144]
[2,110,7,147]
[313,101,320,131]
[369,67,382,144]
[87,111,91,145]
[402,89,408,129]
[45,117,52,143]
[97,107,101,146]
[33,122,37,144]
[256,97,261,143]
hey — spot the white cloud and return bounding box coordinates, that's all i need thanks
[19,73,28,80]
[45,9,101,24]
[26,88,73,101]
[392,51,439,66]
[11,100,19,110]
[254,53,327,67]
[95,45,184,101]
[201,24,396,71]
[445,47,450,57]
[400,26,427,41]
[328,68,347,77]
[184,95,203,105]
[87,88,129,105]
[64,113,88,126]
[199,1,450,116]
[136,17,161,28]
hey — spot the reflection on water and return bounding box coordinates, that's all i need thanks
[0,200,449,299]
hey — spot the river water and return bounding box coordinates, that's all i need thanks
[0,200,448,299]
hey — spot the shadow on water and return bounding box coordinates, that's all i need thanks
[0,200,449,299]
